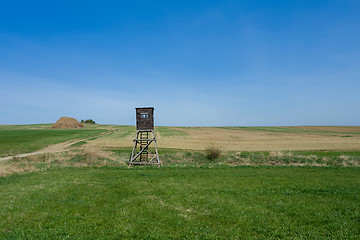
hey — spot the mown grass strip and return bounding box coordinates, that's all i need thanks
[156,127,189,137]
[70,141,87,148]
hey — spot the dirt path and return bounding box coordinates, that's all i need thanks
[0,128,117,162]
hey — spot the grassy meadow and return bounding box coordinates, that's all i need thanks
[1,166,359,239]
[0,124,360,239]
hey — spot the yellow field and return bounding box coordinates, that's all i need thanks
[89,126,360,152]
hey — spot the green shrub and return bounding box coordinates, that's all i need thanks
[81,119,96,124]
[205,145,222,160]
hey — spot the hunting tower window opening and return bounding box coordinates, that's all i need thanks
[140,113,149,119]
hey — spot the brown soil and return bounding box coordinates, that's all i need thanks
[52,117,84,129]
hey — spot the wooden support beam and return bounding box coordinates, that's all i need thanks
[129,130,160,166]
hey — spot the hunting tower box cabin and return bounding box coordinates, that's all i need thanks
[136,107,154,130]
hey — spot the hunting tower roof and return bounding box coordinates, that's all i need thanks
[136,107,154,110]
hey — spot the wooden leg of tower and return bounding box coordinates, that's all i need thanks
[139,131,147,163]
[152,130,161,166]
[129,131,139,166]
[146,131,149,162]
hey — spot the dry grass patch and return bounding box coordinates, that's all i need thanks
[293,126,360,134]
[0,147,124,177]
[155,127,360,151]
[269,151,293,158]
[59,126,360,152]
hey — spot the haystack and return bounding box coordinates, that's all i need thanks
[52,117,84,129]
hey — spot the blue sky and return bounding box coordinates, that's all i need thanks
[0,0,359,126]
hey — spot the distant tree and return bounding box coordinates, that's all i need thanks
[85,119,95,124]
[80,119,85,123]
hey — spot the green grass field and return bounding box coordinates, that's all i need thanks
[0,166,359,239]
[0,124,359,239]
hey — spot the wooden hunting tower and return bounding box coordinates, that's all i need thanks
[136,107,154,130]
[129,107,160,166]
